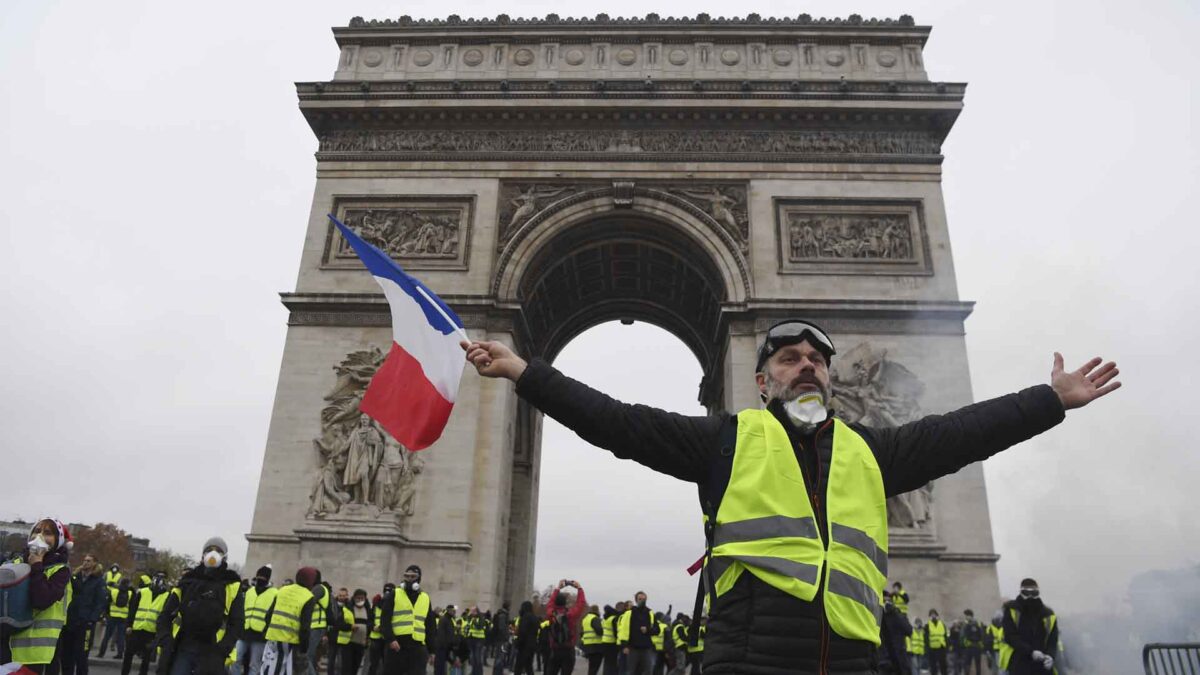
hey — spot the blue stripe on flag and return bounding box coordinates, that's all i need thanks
[328,214,464,336]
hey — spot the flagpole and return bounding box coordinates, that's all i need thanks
[415,285,471,344]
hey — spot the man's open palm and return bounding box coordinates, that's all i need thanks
[1051,352,1121,410]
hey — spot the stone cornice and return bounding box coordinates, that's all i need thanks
[347,14,921,30]
[298,79,965,100]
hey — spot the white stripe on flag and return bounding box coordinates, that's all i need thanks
[376,275,465,403]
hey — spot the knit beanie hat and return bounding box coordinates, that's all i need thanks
[203,536,228,556]
[296,566,320,588]
[256,565,273,581]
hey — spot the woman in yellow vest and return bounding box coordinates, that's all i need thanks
[465,318,1120,675]
[264,567,321,674]
[341,589,373,675]
[156,536,244,675]
[5,518,73,673]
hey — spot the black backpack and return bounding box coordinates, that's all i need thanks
[178,580,228,641]
[549,612,571,647]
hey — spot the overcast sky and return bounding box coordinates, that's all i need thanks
[2,0,1197,630]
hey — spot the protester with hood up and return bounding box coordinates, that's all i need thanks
[464,323,1120,675]
[235,564,276,675]
[99,576,133,658]
[264,567,320,675]
[156,536,244,675]
[3,518,74,672]
[366,582,394,675]
[123,570,169,675]
[60,552,107,675]
[876,591,912,675]
[508,601,537,675]
[1001,579,1058,675]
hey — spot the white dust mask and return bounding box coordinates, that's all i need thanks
[203,551,224,568]
[783,392,828,428]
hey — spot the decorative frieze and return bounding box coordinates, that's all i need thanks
[324,196,475,270]
[775,199,932,276]
[317,129,940,163]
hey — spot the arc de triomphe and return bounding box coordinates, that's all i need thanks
[246,13,1001,617]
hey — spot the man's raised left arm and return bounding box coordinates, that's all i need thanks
[863,353,1120,496]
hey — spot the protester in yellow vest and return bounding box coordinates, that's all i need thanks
[305,576,333,675]
[106,563,124,591]
[99,577,133,658]
[464,322,1120,675]
[5,518,73,673]
[579,605,605,675]
[685,618,705,675]
[122,571,170,675]
[670,618,690,675]
[908,617,926,675]
[237,565,277,675]
[264,567,321,674]
[1000,579,1058,675]
[985,615,1004,674]
[326,587,353,675]
[616,591,657,675]
[925,609,950,675]
[381,564,433,675]
[891,582,910,615]
[156,536,244,675]
[366,582,395,675]
[600,604,621,675]
[342,589,373,675]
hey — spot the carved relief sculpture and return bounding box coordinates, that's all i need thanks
[325,197,474,270]
[307,348,424,519]
[787,213,913,261]
[830,342,934,531]
[668,185,749,245]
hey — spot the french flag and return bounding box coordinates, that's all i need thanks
[329,214,466,450]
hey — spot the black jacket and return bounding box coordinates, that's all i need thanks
[157,564,245,674]
[1001,598,1058,675]
[66,569,108,627]
[516,359,1066,675]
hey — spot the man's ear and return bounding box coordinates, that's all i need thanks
[755,372,768,402]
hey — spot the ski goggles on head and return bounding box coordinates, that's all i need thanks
[756,320,836,371]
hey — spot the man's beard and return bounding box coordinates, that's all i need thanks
[764,371,831,403]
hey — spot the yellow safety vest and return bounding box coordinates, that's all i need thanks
[9,563,72,665]
[686,625,705,654]
[244,586,278,633]
[580,613,603,646]
[169,581,240,643]
[370,605,383,640]
[987,624,1003,651]
[390,591,431,644]
[708,412,888,645]
[337,606,354,645]
[909,628,925,655]
[132,587,168,633]
[468,617,488,639]
[671,624,687,650]
[927,620,947,650]
[106,569,123,590]
[265,585,315,644]
[651,620,665,651]
[601,615,617,644]
[999,608,1056,672]
[893,591,908,615]
[310,588,329,630]
[109,587,131,620]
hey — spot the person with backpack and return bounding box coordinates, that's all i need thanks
[961,609,985,675]
[155,536,244,675]
[99,576,133,659]
[545,580,588,675]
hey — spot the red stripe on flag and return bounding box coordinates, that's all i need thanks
[361,341,454,451]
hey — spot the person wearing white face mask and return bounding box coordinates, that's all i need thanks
[156,536,245,675]
[462,320,1122,675]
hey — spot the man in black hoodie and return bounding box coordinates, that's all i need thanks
[1001,580,1058,675]
[462,324,1120,675]
[156,536,244,675]
[512,601,539,675]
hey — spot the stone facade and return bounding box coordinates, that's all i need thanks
[246,13,1001,618]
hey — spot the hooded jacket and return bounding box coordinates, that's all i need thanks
[515,359,1065,675]
[157,563,245,657]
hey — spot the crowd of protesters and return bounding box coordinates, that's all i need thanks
[2,518,1064,675]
